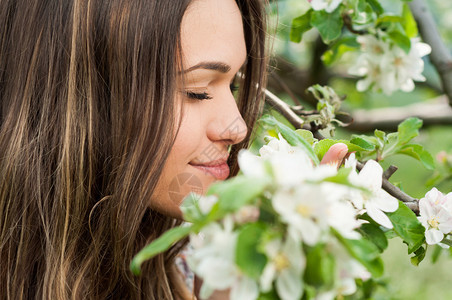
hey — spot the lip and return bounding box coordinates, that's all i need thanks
[189,160,230,180]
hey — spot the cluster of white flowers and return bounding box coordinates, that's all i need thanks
[348,35,431,95]
[188,134,400,300]
[418,188,452,247]
[308,0,343,13]
[188,216,259,300]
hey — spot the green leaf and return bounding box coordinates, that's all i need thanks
[359,223,388,252]
[374,129,386,142]
[304,244,335,288]
[322,36,360,65]
[384,228,398,239]
[295,129,316,145]
[398,144,435,170]
[376,14,404,26]
[303,285,316,300]
[397,117,423,145]
[402,3,418,38]
[334,231,384,278]
[352,134,378,147]
[323,167,352,185]
[208,176,270,216]
[410,245,426,266]
[258,290,279,300]
[386,201,425,254]
[290,10,313,43]
[367,0,384,15]
[260,115,319,165]
[350,137,376,151]
[236,223,268,279]
[388,29,411,53]
[311,8,343,44]
[130,225,192,275]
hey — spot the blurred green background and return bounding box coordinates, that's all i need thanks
[268,0,452,298]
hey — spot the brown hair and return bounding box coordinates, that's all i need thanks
[0,0,267,299]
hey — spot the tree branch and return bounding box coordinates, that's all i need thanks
[409,0,452,107]
[264,89,309,130]
[264,89,420,214]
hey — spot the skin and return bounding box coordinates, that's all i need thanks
[150,0,349,219]
[150,0,248,218]
[149,0,349,298]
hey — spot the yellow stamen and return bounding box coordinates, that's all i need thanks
[296,204,312,217]
[273,253,289,271]
[428,216,439,229]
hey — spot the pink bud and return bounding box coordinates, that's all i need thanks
[233,206,260,224]
[437,151,447,163]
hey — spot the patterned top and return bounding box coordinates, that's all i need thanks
[175,243,195,294]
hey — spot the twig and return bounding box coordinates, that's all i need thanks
[383,165,398,180]
[342,13,368,35]
[264,89,420,214]
[264,89,309,130]
[409,0,452,107]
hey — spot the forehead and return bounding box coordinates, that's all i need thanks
[180,0,247,69]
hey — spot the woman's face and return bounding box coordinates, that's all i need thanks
[150,0,248,218]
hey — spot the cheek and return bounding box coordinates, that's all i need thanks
[148,105,207,217]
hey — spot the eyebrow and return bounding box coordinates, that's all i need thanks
[182,61,231,74]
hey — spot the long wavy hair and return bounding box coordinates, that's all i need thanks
[0,0,267,299]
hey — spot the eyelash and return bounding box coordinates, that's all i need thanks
[185,82,239,101]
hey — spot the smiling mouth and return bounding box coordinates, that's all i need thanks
[188,161,230,180]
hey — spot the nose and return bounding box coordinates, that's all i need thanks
[206,89,248,146]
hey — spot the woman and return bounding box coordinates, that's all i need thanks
[0,0,266,299]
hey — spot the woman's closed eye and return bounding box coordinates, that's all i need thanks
[185,91,212,100]
[185,82,239,101]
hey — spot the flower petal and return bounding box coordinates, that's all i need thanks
[260,264,276,292]
[230,276,259,300]
[366,202,393,229]
[425,228,444,245]
[238,150,266,178]
[358,160,382,190]
[372,190,399,213]
[276,267,303,300]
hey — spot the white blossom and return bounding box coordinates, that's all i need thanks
[238,149,267,178]
[260,235,305,300]
[348,35,431,95]
[346,156,399,228]
[259,133,297,158]
[188,217,259,300]
[272,183,356,245]
[309,0,343,13]
[380,38,431,93]
[316,240,370,300]
[348,35,392,94]
[418,188,452,245]
[241,134,337,188]
[326,199,363,239]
